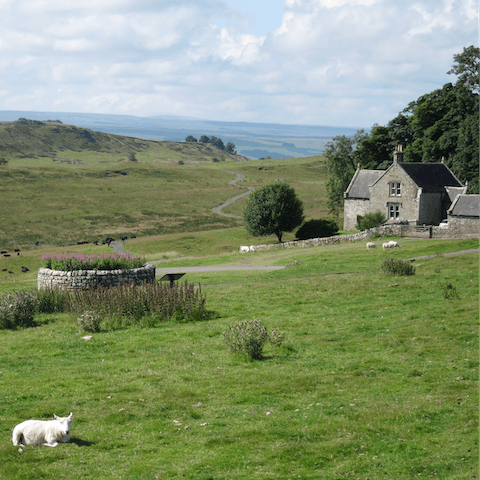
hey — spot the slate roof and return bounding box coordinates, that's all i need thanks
[445,186,468,202]
[345,170,384,199]
[448,194,479,217]
[400,163,463,193]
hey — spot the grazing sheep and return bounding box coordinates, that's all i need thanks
[12,413,72,447]
[366,242,377,250]
[249,245,256,252]
[383,241,401,250]
[239,246,250,253]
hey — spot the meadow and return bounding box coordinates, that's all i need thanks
[0,135,478,479]
[0,237,478,479]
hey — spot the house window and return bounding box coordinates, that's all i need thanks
[388,203,401,219]
[389,182,401,196]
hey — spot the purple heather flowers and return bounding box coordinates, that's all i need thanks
[41,252,145,271]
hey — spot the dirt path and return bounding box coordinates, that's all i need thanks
[212,170,253,218]
[403,248,479,261]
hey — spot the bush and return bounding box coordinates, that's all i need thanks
[381,258,415,276]
[356,211,386,230]
[36,287,69,313]
[66,280,208,329]
[0,290,37,329]
[222,320,285,360]
[77,311,103,333]
[443,283,459,300]
[295,219,338,240]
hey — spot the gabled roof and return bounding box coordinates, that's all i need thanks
[448,194,479,218]
[445,186,468,202]
[399,162,463,193]
[344,169,384,199]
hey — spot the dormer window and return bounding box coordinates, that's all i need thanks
[389,182,401,196]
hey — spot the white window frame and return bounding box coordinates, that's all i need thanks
[388,202,401,219]
[389,182,401,196]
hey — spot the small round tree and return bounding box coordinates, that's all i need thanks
[243,183,304,243]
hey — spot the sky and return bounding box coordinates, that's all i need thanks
[0,0,478,128]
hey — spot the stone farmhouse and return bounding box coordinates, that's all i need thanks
[343,145,478,232]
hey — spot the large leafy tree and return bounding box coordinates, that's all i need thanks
[447,45,479,93]
[324,130,368,215]
[243,183,304,243]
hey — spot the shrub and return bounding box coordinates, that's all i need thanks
[381,258,415,276]
[66,280,207,329]
[356,211,386,230]
[77,311,103,332]
[222,320,285,360]
[0,290,37,329]
[295,219,338,240]
[41,252,145,271]
[443,283,460,300]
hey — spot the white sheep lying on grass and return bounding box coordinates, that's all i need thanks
[239,246,250,253]
[366,242,377,249]
[12,413,73,447]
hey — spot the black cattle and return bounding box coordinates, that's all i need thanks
[3,254,10,257]
[93,240,98,245]
[21,267,29,273]
[120,236,128,242]
[131,235,136,238]
[0,250,7,254]
[2,268,7,271]
[14,249,20,252]
[8,271,13,274]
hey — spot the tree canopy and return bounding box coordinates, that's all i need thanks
[243,183,304,243]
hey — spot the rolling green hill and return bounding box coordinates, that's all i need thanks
[0,121,248,166]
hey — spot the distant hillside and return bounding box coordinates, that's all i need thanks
[0,110,362,159]
[0,121,247,165]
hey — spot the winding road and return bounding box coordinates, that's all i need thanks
[212,170,253,218]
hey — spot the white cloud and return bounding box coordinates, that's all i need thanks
[0,0,477,127]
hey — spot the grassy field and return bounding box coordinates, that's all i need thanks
[0,237,478,479]
[0,155,331,250]
[0,129,477,478]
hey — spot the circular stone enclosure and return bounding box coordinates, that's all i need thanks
[37,264,156,291]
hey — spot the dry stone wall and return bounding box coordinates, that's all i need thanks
[37,264,156,291]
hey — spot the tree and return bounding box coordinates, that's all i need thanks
[225,141,237,154]
[209,136,225,150]
[324,132,364,216]
[128,153,137,162]
[243,183,304,243]
[447,45,480,93]
[185,135,197,143]
[199,135,210,143]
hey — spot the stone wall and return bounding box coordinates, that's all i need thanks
[248,225,402,252]
[37,264,156,291]
[244,220,478,253]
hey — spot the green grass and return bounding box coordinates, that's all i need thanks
[0,239,477,479]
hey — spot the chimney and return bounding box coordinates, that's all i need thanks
[393,144,403,164]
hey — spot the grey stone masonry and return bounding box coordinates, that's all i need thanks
[37,264,156,291]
